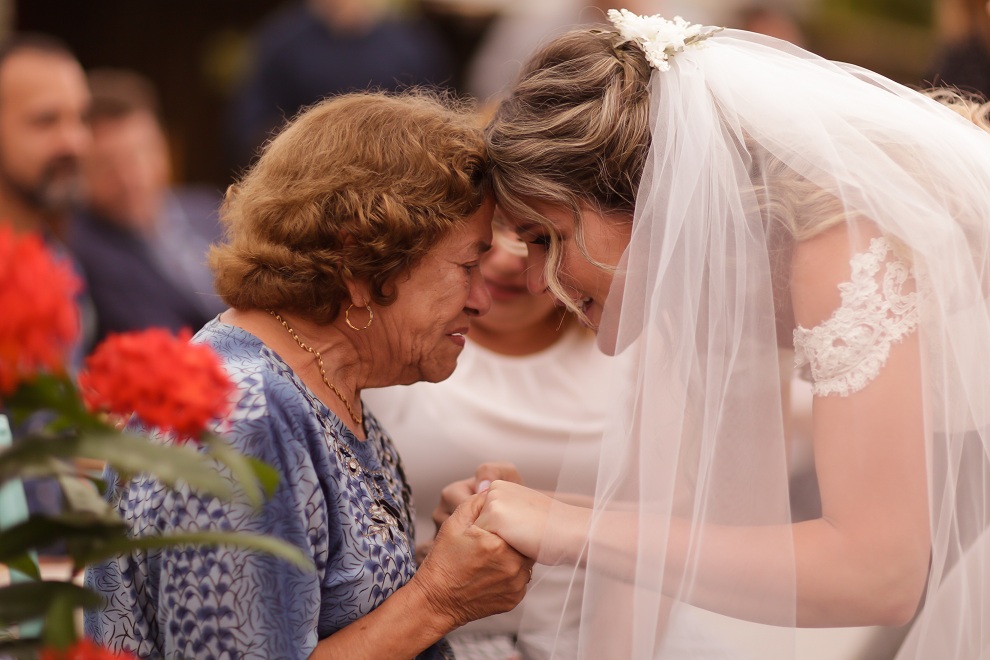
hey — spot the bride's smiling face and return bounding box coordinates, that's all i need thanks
[510,203,631,331]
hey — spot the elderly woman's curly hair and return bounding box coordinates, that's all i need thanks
[210,91,489,324]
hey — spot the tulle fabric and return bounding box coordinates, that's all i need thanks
[530,30,990,659]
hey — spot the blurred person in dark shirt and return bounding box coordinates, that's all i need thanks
[69,69,224,349]
[928,0,990,99]
[227,0,454,171]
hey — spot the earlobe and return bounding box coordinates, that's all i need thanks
[342,278,371,313]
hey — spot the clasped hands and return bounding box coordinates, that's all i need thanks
[433,462,583,566]
[410,462,588,633]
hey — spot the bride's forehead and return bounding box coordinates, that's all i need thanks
[497,202,573,231]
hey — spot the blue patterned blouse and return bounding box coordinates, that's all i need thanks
[84,318,454,659]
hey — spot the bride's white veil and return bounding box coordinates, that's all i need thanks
[498,17,990,660]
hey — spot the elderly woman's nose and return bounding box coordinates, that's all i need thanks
[466,271,493,317]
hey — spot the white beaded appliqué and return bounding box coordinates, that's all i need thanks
[793,237,919,397]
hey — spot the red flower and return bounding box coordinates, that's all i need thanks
[39,638,136,660]
[79,328,233,442]
[0,225,80,395]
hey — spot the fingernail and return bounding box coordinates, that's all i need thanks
[475,480,491,493]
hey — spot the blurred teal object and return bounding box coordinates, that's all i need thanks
[0,414,42,638]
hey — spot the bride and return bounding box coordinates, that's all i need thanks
[466,9,990,659]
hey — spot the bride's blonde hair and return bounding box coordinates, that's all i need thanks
[486,29,649,319]
[486,28,853,318]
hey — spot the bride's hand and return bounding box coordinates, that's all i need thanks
[476,480,590,565]
[433,462,523,532]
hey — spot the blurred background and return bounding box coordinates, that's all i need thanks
[3,3,978,656]
[3,0,971,192]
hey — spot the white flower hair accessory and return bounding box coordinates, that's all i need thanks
[607,8,722,72]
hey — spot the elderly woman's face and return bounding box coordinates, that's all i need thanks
[382,197,495,383]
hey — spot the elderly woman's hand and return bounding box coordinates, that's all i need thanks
[433,461,523,531]
[414,490,533,630]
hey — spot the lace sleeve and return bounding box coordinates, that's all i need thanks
[793,236,919,397]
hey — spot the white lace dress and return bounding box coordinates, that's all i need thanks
[793,236,920,397]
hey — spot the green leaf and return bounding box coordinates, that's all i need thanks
[0,432,235,501]
[0,636,42,660]
[0,582,99,627]
[0,455,71,483]
[78,432,235,499]
[0,514,125,569]
[245,457,279,498]
[202,434,279,506]
[4,375,100,432]
[55,472,113,518]
[3,552,41,581]
[78,531,314,572]
[41,590,79,650]
[0,436,86,486]
[0,514,312,574]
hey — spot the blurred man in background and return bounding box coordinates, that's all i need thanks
[0,33,90,239]
[70,68,224,349]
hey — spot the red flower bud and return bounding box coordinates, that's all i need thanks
[79,328,233,442]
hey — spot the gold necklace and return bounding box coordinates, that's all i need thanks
[267,309,362,427]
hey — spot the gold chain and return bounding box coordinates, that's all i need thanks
[267,310,362,427]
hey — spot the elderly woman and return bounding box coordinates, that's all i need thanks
[364,215,613,659]
[84,92,531,659]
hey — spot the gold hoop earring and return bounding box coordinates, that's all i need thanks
[345,304,374,331]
